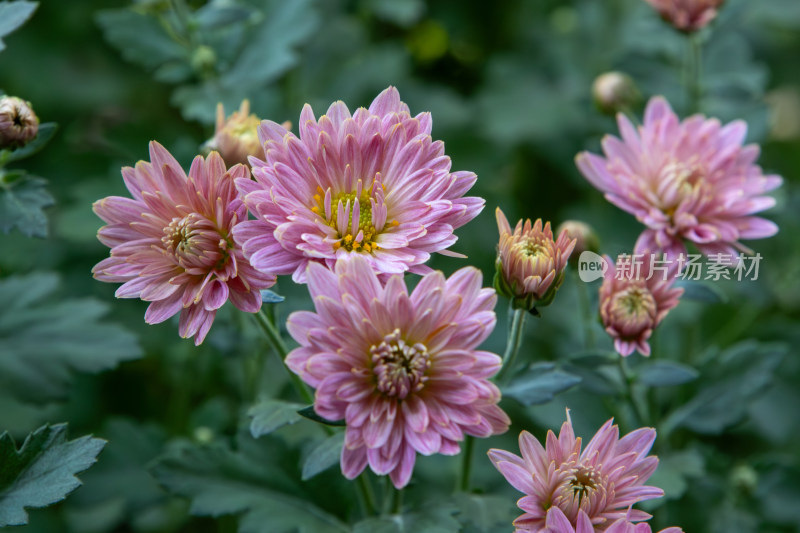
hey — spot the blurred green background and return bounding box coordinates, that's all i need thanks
[0,0,799,531]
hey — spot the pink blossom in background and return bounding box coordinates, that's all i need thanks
[599,254,683,357]
[234,86,484,283]
[643,0,725,32]
[541,507,683,533]
[576,97,781,262]
[286,255,509,488]
[488,413,663,532]
[92,142,276,345]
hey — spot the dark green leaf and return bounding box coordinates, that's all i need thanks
[194,4,255,29]
[452,493,518,531]
[0,424,106,527]
[0,273,142,404]
[261,289,285,303]
[353,505,461,533]
[0,173,53,237]
[248,399,304,438]
[503,362,582,406]
[151,436,349,533]
[4,122,57,163]
[675,279,728,304]
[95,8,185,71]
[301,432,343,481]
[0,1,38,52]
[365,0,425,27]
[638,361,699,387]
[297,405,346,427]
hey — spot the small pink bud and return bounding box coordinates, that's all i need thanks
[0,96,39,150]
[643,0,725,32]
[204,100,266,167]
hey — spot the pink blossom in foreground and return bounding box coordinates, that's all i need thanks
[576,97,781,261]
[92,142,276,344]
[643,0,724,32]
[599,254,683,357]
[286,255,509,488]
[495,208,576,311]
[488,413,663,531]
[234,86,483,283]
[542,507,683,533]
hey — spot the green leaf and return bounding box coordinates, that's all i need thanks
[0,173,53,237]
[95,8,185,71]
[260,289,285,303]
[0,424,106,527]
[151,436,349,533]
[353,505,461,533]
[248,398,304,438]
[3,122,57,163]
[638,361,699,387]
[224,0,319,87]
[502,362,582,406]
[194,4,255,30]
[301,432,343,481]
[452,493,518,531]
[297,405,347,427]
[0,273,142,404]
[364,0,425,27]
[0,1,38,52]
[675,279,728,304]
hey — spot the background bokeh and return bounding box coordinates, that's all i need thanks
[0,0,798,531]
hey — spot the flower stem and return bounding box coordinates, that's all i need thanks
[457,435,475,493]
[575,272,596,350]
[496,306,527,383]
[356,474,378,517]
[617,357,649,427]
[686,33,703,114]
[252,308,314,405]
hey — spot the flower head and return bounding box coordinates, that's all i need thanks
[488,414,664,532]
[286,255,509,488]
[542,507,683,533]
[576,97,781,261]
[592,72,641,116]
[205,100,264,167]
[0,96,39,149]
[556,220,600,260]
[234,86,484,283]
[495,208,576,312]
[599,254,683,357]
[643,0,724,32]
[92,141,276,344]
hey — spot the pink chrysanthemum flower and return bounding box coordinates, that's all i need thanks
[543,508,683,533]
[234,86,483,283]
[494,208,576,311]
[576,97,781,261]
[488,414,663,532]
[599,254,683,357]
[643,0,724,33]
[286,255,510,488]
[92,142,276,344]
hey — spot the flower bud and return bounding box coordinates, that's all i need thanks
[494,208,576,313]
[556,220,599,263]
[592,72,640,115]
[204,100,265,167]
[0,96,39,150]
[643,0,725,33]
[190,45,217,75]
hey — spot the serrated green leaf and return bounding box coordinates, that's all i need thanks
[638,361,699,387]
[353,505,461,533]
[194,4,255,29]
[4,122,57,163]
[0,424,106,527]
[151,436,349,533]
[297,405,347,426]
[301,432,343,481]
[365,0,425,27]
[452,493,518,531]
[95,8,185,71]
[0,273,142,404]
[248,398,304,438]
[0,173,53,237]
[675,279,728,304]
[502,362,582,406]
[0,1,38,52]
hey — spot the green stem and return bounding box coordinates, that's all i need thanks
[457,435,475,493]
[356,474,378,517]
[575,273,596,350]
[252,308,314,405]
[496,306,527,383]
[390,486,403,514]
[617,357,649,427]
[687,33,703,114]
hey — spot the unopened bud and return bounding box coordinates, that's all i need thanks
[556,220,599,264]
[191,45,217,75]
[0,96,39,150]
[204,100,264,167]
[592,72,641,115]
[643,0,725,33]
